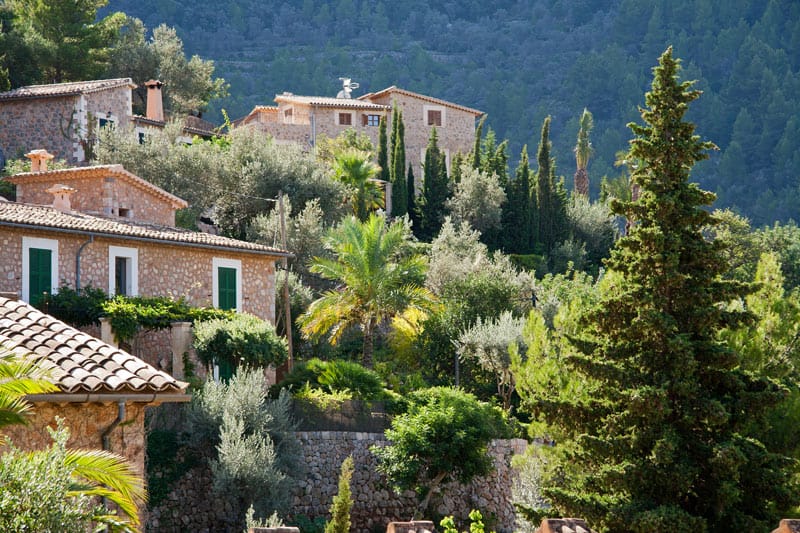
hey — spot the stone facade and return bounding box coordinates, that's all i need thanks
[0,83,133,164]
[0,226,277,322]
[9,166,185,226]
[235,87,483,196]
[146,431,527,533]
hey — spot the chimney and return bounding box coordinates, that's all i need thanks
[145,79,164,122]
[46,184,77,213]
[25,149,55,172]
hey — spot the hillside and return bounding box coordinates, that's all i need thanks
[103,0,800,226]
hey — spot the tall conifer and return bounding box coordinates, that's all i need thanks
[527,48,796,532]
[472,116,486,169]
[377,115,389,183]
[501,145,532,253]
[416,128,449,241]
[391,110,407,216]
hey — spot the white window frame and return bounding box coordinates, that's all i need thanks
[424,105,446,127]
[337,111,353,126]
[283,106,294,124]
[212,257,242,312]
[108,245,139,297]
[22,237,59,304]
[97,113,118,130]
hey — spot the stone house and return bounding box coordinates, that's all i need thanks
[0,294,190,525]
[0,78,136,164]
[233,83,484,195]
[0,152,289,373]
[0,78,214,166]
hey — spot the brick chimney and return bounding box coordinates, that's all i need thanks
[46,184,77,212]
[25,149,55,172]
[145,79,164,122]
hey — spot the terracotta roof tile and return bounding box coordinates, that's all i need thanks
[0,79,137,101]
[360,86,484,116]
[0,201,289,256]
[274,94,389,110]
[0,297,187,395]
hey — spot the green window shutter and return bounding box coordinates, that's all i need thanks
[29,248,52,307]
[217,266,237,310]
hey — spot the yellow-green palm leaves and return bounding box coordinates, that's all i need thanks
[332,149,384,220]
[299,214,435,367]
[0,348,56,436]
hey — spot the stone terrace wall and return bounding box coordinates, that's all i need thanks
[292,432,526,533]
[147,431,526,533]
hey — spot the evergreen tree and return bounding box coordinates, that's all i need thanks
[391,110,407,216]
[501,145,532,253]
[416,128,449,241]
[324,456,354,533]
[534,116,566,253]
[573,108,594,198]
[471,116,486,169]
[450,152,464,184]
[527,48,796,532]
[407,164,418,230]
[377,115,389,183]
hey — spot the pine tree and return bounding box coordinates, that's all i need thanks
[377,115,389,183]
[324,456,354,533]
[573,108,593,198]
[416,128,449,241]
[391,110,407,216]
[530,48,796,532]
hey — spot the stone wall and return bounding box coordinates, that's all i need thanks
[0,86,132,164]
[146,431,527,533]
[0,227,277,322]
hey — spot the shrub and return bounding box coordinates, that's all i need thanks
[324,456,354,533]
[272,358,387,401]
[193,313,288,370]
[37,286,107,327]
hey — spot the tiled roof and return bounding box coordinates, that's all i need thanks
[131,115,217,137]
[5,164,189,210]
[0,296,187,394]
[274,94,389,110]
[0,201,290,257]
[360,86,484,116]
[0,79,137,101]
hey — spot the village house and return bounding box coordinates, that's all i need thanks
[0,78,214,165]
[234,82,484,193]
[0,150,289,375]
[0,294,190,525]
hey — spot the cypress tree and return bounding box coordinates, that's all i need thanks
[501,145,532,253]
[324,456,354,533]
[391,110,407,216]
[407,164,418,230]
[472,116,486,169]
[416,128,449,241]
[530,48,796,532]
[535,116,557,252]
[377,115,389,183]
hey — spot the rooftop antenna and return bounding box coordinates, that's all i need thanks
[337,77,359,99]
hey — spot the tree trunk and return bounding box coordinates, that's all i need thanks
[413,471,447,521]
[574,167,589,197]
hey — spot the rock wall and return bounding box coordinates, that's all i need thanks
[146,431,527,533]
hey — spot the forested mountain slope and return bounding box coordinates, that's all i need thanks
[103,0,800,226]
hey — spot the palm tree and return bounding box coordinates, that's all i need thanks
[0,348,145,531]
[573,108,594,198]
[332,149,384,221]
[299,214,435,367]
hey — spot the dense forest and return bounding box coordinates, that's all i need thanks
[100,0,800,226]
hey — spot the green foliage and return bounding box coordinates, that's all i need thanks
[0,422,141,533]
[331,148,383,220]
[501,145,534,254]
[324,456,354,533]
[188,369,300,523]
[102,295,232,343]
[7,0,125,83]
[390,107,408,217]
[193,313,288,370]
[372,387,508,518]
[0,347,57,434]
[146,428,198,508]
[440,509,494,533]
[523,48,798,531]
[289,514,327,533]
[272,358,387,402]
[445,162,506,239]
[37,285,108,328]
[416,128,450,241]
[299,214,434,367]
[534,116,568,254]
[245,506,283,531]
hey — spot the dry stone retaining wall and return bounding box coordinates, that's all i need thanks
[146,432,526,533]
